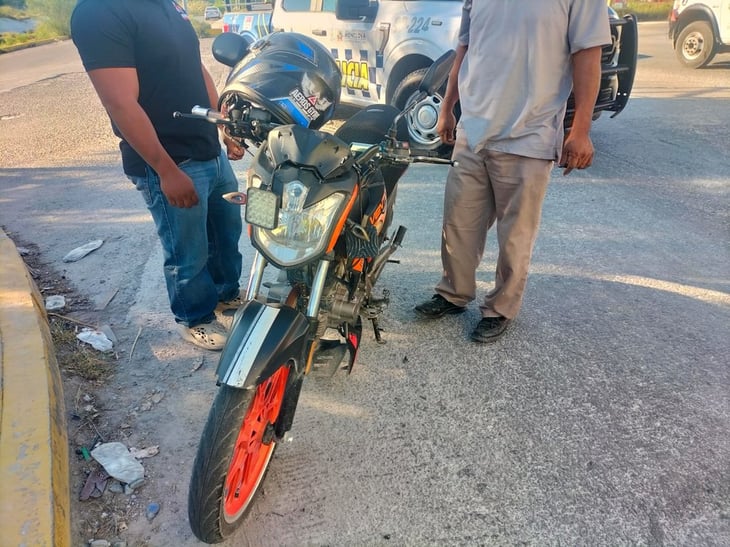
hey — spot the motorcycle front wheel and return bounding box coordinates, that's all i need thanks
[188,365,290,543]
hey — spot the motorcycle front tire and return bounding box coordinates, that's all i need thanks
[188,365,290,543]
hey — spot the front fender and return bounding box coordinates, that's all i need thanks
[216,300,310,389]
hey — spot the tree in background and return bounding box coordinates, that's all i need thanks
[26,0,75,35]
[0,0,27,8]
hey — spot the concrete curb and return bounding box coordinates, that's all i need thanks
[0,228,71,546]
[0,37,65,55]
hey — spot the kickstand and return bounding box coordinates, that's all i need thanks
[370,317,386,344]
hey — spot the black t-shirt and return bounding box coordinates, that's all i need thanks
[71,0,220,176]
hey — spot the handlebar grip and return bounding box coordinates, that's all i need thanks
[191,106,223,120]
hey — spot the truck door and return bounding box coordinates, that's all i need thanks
[271,0,384,107]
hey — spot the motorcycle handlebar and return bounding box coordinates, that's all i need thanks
[173,105,273,127]
[350,142,456,167]
[174,109,457,166]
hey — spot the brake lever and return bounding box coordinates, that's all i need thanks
[410,156,458,167]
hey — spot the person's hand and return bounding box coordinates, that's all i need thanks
[560,130,594,175]
[437,109,458,145]
[160,168,199,208]
[223,134,246,161]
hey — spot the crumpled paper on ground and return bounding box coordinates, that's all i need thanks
[91,442,145,487]
[77,328,114,352]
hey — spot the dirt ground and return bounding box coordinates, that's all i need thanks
[10,234,155,545]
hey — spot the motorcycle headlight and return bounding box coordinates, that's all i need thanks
[253,181,346,267]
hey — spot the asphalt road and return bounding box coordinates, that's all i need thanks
[1,23,728,546]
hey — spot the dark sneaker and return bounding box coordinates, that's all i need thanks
[414,294,466,318]
[470,316,511,343]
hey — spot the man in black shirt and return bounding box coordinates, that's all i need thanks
[71,0,245,350]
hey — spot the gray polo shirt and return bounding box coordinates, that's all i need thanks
[457,0,611,160]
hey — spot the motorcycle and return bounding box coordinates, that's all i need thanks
[178,31,455,543]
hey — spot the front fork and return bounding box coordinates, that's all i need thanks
[245,251,330,320]
[243,251,331,436]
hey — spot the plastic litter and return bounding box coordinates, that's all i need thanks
[63,239,104,262]
[45,295,66,310]
[90,442,145,486]
[77,328,114,352]
[99,324,118,344]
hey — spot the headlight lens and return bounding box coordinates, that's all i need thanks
[254,184,346,267]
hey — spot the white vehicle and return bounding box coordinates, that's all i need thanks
[204,5,223,20]
[224,0,637,153]
[270,0,464,152]
[669,0,730,68]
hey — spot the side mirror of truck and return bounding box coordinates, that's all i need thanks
[212,32,255,67]
[419,49,456,95]
[335,0,378,21]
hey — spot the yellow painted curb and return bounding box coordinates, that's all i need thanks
[0,229,71,547]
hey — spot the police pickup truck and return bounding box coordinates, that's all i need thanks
[222,0,638,154]
[669,0,730,68]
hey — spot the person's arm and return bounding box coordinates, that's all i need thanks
[436,43,467,145]
[560,45,602,175]
[201,64,219,108]
[201,63,245,160]
[87,67,200,207]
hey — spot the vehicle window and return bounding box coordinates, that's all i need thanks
[281,0,312,11]
[322,0,336,12]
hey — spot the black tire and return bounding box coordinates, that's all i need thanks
[675,21,717,69]
[391,68,457,158]
[188,366,290,543]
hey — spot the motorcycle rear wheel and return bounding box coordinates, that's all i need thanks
[188,365,290,543]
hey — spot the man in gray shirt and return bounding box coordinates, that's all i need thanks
[415,0,611,342]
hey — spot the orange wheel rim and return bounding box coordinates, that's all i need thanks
[223,366,289,520]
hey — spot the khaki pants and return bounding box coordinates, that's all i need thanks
[435,139,552,320]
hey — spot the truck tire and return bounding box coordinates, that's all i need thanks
[675,21,717,69]
[391,68,456,158]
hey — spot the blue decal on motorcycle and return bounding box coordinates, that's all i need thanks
[273,97,311,127]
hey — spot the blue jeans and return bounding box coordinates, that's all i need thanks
[129,150,243,327]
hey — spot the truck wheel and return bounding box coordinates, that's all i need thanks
[675,21,717,69]
[391,68,457,157]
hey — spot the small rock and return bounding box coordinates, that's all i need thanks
[146,502,160,521]
[88,540,111,547]
[130,445,160,459]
